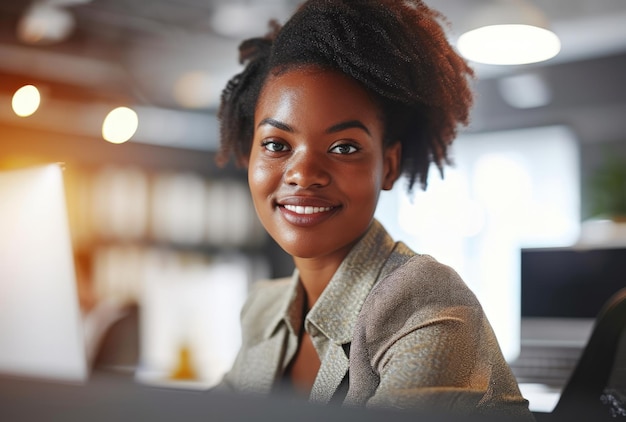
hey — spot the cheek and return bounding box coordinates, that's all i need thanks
[364,161,386,207]
[248,159,278,201]
[339,162,384,206]
[361,159,385,193]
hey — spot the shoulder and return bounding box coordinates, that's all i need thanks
[371,254,481,312]
[355,254,484,344]
[350,254,487,380]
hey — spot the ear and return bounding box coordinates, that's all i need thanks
[382,142,401,191]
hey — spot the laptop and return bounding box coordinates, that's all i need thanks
[514,245,626,383]
[0,163,88,383]
[513,245,626,412]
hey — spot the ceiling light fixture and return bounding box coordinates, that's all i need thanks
[456,0,561,66]
[210,1,293,39]
[498,72,552,108]
[16,0,92,45]
[17,3,75,45]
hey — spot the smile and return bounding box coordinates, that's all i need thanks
[283,205,334,215]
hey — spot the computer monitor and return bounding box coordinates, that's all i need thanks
[516,244,626,359]
[0,163,88,382]
[521,246,626,321]
[519,245,626,347]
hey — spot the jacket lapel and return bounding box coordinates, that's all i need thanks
[239,329,290,394]
[309,342,349,404]
[305,220,414,404]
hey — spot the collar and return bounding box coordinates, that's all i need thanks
[261,271,304,340]
[306,219,397,345]
[262,220,398,344]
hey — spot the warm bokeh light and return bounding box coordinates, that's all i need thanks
[457,24,561,65]
[173,71,212,109]
[12,84,41,117]
[102,106,138,144]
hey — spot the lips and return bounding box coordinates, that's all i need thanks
[276,196,340,226]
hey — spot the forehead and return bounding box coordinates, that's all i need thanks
[255,66,382,124]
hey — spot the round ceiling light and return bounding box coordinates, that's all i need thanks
[456,1,561,66]
[457,24,561,65]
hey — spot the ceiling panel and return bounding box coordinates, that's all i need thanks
[1,0,625,151]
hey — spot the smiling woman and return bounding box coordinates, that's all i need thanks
[211,1,534,420]
[248,68,398,268]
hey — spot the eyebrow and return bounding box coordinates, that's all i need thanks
[326,120,371,136]
[257,118,294,132]
[257,118,371,136]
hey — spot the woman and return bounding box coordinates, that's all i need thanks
[215,0,533,419]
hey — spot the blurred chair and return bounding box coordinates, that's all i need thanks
[534,288,626,421]
[92,304,139,373]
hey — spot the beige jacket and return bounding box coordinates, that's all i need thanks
[218,220,534,420]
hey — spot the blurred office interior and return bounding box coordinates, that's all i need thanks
[0,0,625,414]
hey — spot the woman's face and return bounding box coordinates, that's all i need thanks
[248,66,400,262]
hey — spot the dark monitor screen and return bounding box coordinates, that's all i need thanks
[521,247,626,319]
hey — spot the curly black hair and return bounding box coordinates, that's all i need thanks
[217,0,474,192]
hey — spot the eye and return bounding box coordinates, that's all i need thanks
[261,140,290,153]
[329,143,359,155]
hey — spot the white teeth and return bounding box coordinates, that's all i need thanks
[284,204,333,214]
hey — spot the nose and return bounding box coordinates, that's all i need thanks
[283,150,331,188]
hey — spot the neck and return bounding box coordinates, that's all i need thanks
[293,256,343,310]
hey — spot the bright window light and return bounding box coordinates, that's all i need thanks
[376,125,580,362]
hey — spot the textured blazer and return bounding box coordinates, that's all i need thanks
[218,220,534,420]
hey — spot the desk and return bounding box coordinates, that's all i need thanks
[519,383,562,413]
[0,371,498,422]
